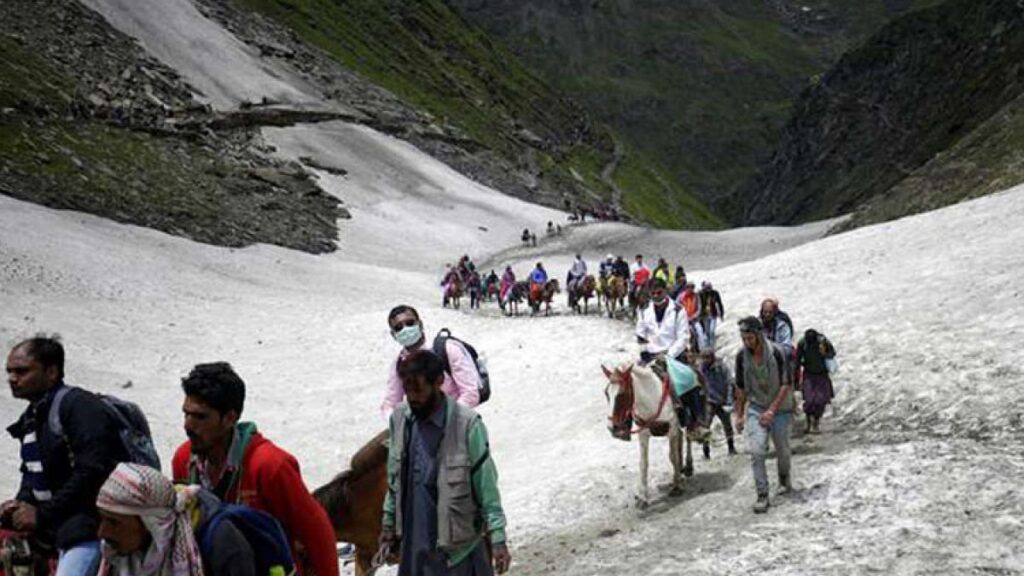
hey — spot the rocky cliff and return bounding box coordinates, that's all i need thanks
[740,0,1024,226]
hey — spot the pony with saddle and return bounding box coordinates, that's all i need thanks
[314,431,389,576]
[568,274,597,315]
[602,361,701,508]
[443,275,463,309]
[529,279,560,316]
[628,281,650,320]
[604,276,628,319]
[502,281,530,317]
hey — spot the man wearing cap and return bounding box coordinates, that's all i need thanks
[734,317,794,514]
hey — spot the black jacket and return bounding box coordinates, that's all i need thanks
[699,288,725,318]
[612,261,630,279]
[7,384,127,549]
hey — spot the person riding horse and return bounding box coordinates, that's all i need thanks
[634,278,709,441]
[484,270,500,300]
[529,262,548,304]
[566,253,588,302]
[499,266,516,307]
[440,265,461,307]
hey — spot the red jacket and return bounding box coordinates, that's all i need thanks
[173,431,338,576]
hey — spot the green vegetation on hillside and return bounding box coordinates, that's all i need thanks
[1,29,342,253]
[446,0,949,217]
[231,0,720,229]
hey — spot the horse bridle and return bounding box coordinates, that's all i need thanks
[607,366,672,436]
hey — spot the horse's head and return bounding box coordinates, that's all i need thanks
[546,279,561,296]
[602,364,635,441]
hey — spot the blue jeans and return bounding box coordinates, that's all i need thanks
[746,405,792,496]
[57,540,101,576]
[701,316,718,348]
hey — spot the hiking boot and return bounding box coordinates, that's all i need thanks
[753,494,769,514]
[777,475,793,496]
[727,438,737,455]
[702,443,711,460]
[811,418,821,434]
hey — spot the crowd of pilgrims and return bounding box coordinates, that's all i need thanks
[439,251,839,451]
[0,249,838,576]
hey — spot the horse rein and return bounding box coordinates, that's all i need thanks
[608,367,672,436]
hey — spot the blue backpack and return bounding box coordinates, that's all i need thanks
[197,504,296,576]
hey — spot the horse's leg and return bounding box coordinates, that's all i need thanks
[637,431,650,508]
[683,435,694,478]
[355,550,373,576]
[669,425,683,496]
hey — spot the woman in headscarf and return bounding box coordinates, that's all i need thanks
[797,329,837,434]
[96,463,255,576]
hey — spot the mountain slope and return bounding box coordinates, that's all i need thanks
[740,0,1024,225]
[219,0,721,228]
[0,0,344,253]
[445,0,945,216]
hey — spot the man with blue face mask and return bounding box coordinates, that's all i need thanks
[380,305,481,421]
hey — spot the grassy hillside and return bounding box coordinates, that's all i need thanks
[1,2,344,253]
[230,0,722,229]
[446,0,946,217]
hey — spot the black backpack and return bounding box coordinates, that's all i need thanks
[433,328,491,404]
[49,385,162,471]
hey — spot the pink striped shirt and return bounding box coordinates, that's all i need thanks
[381,339,481,421]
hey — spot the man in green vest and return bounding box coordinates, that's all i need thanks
[734,316,795,514]
[379,349,510,575]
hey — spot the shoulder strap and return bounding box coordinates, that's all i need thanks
[433,329,453,375]
[47,386,76,438]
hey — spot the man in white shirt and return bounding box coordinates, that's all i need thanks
[634,279,690,366]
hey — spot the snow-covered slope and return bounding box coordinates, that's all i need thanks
[3,1,1023,574]
[4,180,1024,573]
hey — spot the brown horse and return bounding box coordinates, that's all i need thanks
[504,281,530,317]
[530,279,560,316]
[569,275,597,315]
[605,276,627,319]
[314,431,389,576]
[444,275,463,309]
[629,281,650,320]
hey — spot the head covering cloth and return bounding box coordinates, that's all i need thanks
[96,463,205,576]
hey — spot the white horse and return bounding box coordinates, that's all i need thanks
[602,363,695,508]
